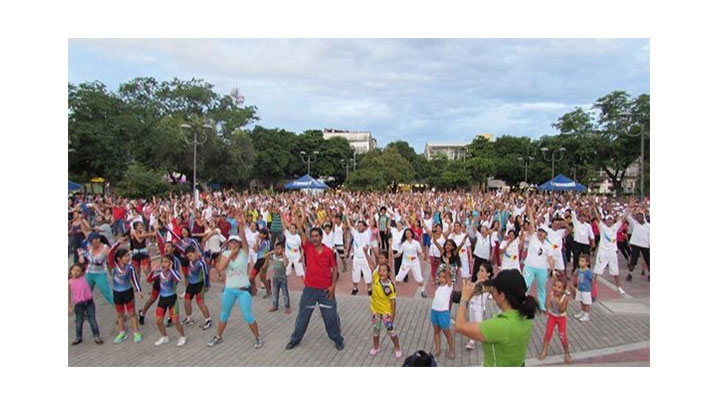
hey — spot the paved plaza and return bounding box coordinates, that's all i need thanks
[68,245,650,367]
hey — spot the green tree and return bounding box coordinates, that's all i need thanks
[115,163,170,198]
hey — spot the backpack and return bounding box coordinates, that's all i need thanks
[402,350,437,367]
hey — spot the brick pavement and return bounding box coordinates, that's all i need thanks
[69,242,650,366]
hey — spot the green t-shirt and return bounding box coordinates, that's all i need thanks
[479,309,533,367]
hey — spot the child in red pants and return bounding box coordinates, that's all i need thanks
[539,276,572,363]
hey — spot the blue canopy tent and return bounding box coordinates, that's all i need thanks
[284,174,329,191]
[538,174,587,192]
[68,180,83,193]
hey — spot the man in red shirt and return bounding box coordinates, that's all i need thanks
[286,208,344,351]
[111,198,127,236]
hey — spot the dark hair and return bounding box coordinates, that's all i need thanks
[185,245,197,254]
[502,290,539,320]
[579,253,591,264]
[377,250,388,259]
[402,350,437,367]
[69,262,85,279]
[400,228,414,243]
[114,248,129,263]
[309,227,323,237]
[274,241,283,248]
[479,262,494,279]
[162,254,175,263]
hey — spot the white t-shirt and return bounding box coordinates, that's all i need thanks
[500,238,521,270]
[245,227,259,254]
[473,234,492,260]
[423,218,434,235]
[546,228,565,251]
[400,240,423,264]
[333,224,344,246]
[351,228,372,260]
[598,221,622,251]
[524,234,553,269]
[284,230,302,257]
[432,284,453,311]
[628,217,650,248]
[390,227,403,252]
[322,230,334,249]
[572,212,593,245]
[451,232,470,257]
[429,235,446,258]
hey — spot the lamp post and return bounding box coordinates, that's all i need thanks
[340,158,355,180]
[300,150,319,176]
[540,146,566,185]
[517,155,534,184]
[181,122,212,206]
[619,112,647,200]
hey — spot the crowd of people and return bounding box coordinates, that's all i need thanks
[68,188,650,366]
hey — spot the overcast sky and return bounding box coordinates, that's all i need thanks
[68,38,649,153]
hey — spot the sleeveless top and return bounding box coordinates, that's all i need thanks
[87,248,108,274]
[548,294,567,317]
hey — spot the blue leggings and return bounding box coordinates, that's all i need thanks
[85,272,113,305]
[220,288,255,324]
[522,265,548,312]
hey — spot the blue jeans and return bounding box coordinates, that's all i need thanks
[272,278,290,309]
[289,287,343,346]
[111,220,126,236]
[74,299,100,340]
[85,272,113,305]
[523,265,548,312]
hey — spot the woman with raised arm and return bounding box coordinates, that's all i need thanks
[520,200,554,313]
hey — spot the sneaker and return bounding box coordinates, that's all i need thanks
[133,332,143,343]
[207,335,223,347]
[71,339,82,346]
[618,287,627,296]
[113,331,128,344]
[420,291,427,299]
[465,341,475,350]
[335,341,345,351]
[394,350,403,359]
[254,338,263,349]
[367,290,373,296]
[573,312,584,319]
[154,336,170,346]
[579,313,590,322]
[625,273,632,282]
[286,341,298,350]
[351,288,359,295]
[177,336,187,347]
[94,337,104,345]
[181,317,195,326]
[138,311,145,325]
[201,319,213,330]
[369,347,379,356]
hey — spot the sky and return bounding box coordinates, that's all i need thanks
[68,38,649,153]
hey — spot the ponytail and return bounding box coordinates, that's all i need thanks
[518,295,539,320]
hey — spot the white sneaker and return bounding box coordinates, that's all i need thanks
[579,313,590,322]
[465,341,475,350]
[573,312,584,319]
[618,287,626,296]
[177,336,187,346]
[154,336,170,346]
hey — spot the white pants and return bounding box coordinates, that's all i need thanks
[396,260,423,283]
[352,257,373,284]
[286,255,305,277]
[593,249,619,276]
[458,247,471,278]
[550,248,565,270]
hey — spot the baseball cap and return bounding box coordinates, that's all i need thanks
[87,232,102,241]
[228,235,242,243]
[483,270,528,304]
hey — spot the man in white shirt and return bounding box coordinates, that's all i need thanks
[593,211,627,295]
[347,219,373,295]
[571,210,594,273]
[332,214,348,273]
[627,211,650,282]
[544,215,567,277]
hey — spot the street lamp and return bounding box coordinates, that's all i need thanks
[340,158,355,180]
[300,150,319,176]
[181,122,212,206]
[540,146,566,182]
[517,155,535,183]
[619,112,647,200]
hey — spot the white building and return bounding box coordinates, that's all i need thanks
[322,129,377,154]
[424,142,471,160]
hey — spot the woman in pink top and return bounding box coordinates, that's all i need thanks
[68,263,102,345]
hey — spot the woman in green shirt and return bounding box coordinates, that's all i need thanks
[454,270,538,366]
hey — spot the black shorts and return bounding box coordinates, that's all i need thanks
[113,289,134,306]
[335,245,345,258]
[254,258,267,271]
[210,252,220,261]
[185,282,204,299]
[158,295,177,310]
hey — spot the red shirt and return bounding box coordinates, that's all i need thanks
[112,206,126,221]
[217,219,230,239]
[303,240,337,290]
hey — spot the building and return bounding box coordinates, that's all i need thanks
[477,133,495,143]
[424,142,471,160]
[322,129,377,154]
